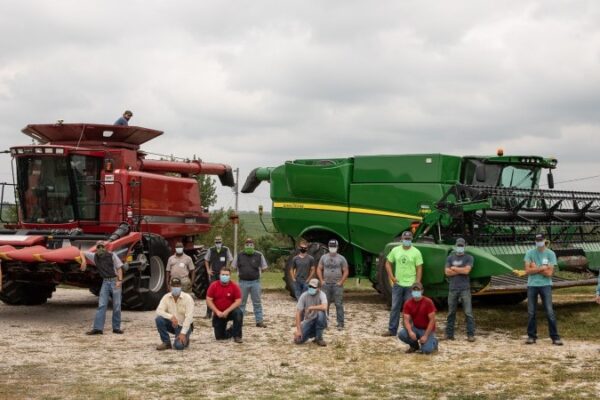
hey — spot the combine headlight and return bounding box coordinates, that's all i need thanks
[44,148,53,154]
[35,148,43,154]
[55,148,64,154]
[16,148,24,154]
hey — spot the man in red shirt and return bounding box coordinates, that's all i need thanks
[206,267,243,343]
[398,282,438,354]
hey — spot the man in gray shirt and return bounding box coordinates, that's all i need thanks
[444,238,476,342]
[294,278,328,346]
[291,239,316,299]
[317,239,349,330]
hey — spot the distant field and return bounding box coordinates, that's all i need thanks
[239,211,275,238]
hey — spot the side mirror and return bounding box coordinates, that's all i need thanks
[475,165,486,183]
[547,171,554,189]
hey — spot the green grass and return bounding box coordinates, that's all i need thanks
[260,271,376,291]
[239,211,274,239]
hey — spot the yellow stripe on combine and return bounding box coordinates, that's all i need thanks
[273,202,422,221]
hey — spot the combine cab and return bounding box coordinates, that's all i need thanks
[242,153,600,304]
[0,123,234,310]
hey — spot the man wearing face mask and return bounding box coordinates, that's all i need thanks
[291,239,316,299]
[80,241,124,335]
[206,267,243,343]
[317,239,349,330]
[444,238,476,342]
[294,278,328,346]
[204,236,233,318]
[382,231,423,337]
[398,282,438,354]
[155,277,195,350]
[232,238,268,327]
[524,233,563,345]
[166,242,195,294]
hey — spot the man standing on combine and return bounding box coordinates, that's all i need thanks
[206,267,243,343]
[382,231,423,337]
[524,233,563,345]
[291,240,316,299]
[232,238,268,328]
[155,277,195,350]
[317,239,349,330]
[166,242,195,295]
[204,235,233,318]
[444,238,476,342]
[114,110,133,126]
[80,241,124,335]
[294,278,328,346]
[398,282,438,354]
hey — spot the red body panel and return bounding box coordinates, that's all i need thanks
[1,245,48,262]
[36,246,82,263]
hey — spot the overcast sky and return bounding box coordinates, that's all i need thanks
[1,0,599,211]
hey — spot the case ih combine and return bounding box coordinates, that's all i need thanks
[0,123,233,310]
[242,153,600,304]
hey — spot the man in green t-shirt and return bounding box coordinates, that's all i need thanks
[524,233,562,346]
[382,231,423,337]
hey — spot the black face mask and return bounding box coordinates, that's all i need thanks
[299,248,307,253]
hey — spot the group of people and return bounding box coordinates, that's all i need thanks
[80,230,599,353]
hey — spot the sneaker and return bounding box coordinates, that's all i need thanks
[315,339,327,347]
[112,329,124,334]
[234,337,243,344]
[467,336,476,342]
[441,335,455,341]
[156,342,172,351]
[256,322,267,328]
[552,339,564,346]
[405,346,419,354]
[381,331,395,337]
[525,337,536,345]
[86,329,103,335]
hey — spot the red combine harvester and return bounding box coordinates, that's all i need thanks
[0,123,234,310]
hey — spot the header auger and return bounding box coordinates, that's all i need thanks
[0,123,233,310]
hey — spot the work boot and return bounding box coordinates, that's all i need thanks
[234,337,243,344]
[405,346,419,354]
[314,339,327,347]
[256,322,267,328]
[381,331,395,337]
[112,329,124,334]
[525,337,536,345]
[441,335,455,341]
[552,339,564,346]
[336,325,344,331]
[156,342,172,351]
[86,329,103,335]
[467,336,475,342]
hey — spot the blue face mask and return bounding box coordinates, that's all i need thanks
[308,287,317,295]
[403,240,412,247]
[412,290,422,299]
[455,247,465,255]
[171,287,182,296]
[220,275,230,284]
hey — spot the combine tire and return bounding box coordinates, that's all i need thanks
[0,279,56,306]
[122,234,171,311]
[192,248,209,299]
[376,253,393,308]
[283,242,328,299]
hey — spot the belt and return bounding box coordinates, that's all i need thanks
[103,277,118,281]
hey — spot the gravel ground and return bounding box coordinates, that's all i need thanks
[1,288,599,399]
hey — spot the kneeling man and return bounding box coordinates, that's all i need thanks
[206,267,244,343]
[398,282,438,354]
[155,277,194,350]
[294,278,328,347]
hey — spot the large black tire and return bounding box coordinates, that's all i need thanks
[192,248,209,299]
[376,253,393,308]
[121,234,171,311]
[0,277,56,306]
[283,242,328,299]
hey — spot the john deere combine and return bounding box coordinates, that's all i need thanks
[242,153,600,304]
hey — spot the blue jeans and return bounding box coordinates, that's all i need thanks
[322,283,344,327]
[295,311,328,343]
[213,307,244,339]
[398,325,438,354]
[527,285,560,340]
[239,279,263,323]
[93,279,121,331]
[294,281,309,299]
[155,316,193,350]
[446,289,475,338]
[388,284,412,335]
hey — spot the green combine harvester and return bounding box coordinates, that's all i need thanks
[242,153,600,305]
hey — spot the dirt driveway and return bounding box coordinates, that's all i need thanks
[1,288,599,399]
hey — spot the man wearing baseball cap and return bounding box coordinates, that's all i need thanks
[524,233,562,345]
[155,277,195,350]
[232,237,269,327]
[294,278,328,346]
[382,231,424,337]
[317,239,349,330]
[398,282,438,354]
[444,238,476,342]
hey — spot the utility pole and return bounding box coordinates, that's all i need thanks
[233,167,240,257]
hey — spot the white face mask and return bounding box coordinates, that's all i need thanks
[329,247,337,254]
[175,247,183,255]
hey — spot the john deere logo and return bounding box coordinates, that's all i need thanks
[400,255,409,264]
